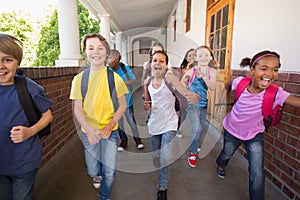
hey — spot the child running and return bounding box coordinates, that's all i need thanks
[143,50,199,200]
[0,33,53,200]
[181,45,218,167]
[70,34,128,200]
[215,50,300,200]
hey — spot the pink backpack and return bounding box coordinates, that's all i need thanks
[235,77,283,132]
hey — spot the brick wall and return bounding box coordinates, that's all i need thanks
[21,66,81,166]
[231,70,300,200]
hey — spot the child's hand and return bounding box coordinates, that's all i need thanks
[144,101,151,110]
[217,106,224,115]
[185,92,200,104]
[85,126,101,145]
[101,119,116,139]
[10,126,33,143]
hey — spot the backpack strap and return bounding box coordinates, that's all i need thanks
[262,84,278,129]
[235,77,252,101]
[163,77,176,94]
[81,68,90,102]
[15,76,40,126]
[188,66,196,87]
[107,68,118,112]
[14,75,50,138]
[119,62,130,81]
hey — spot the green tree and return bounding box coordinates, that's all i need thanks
[0,11,35,66]
[33,1,100,66]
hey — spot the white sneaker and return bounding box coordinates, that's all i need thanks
[117,146,125,152]
[176,130,183,138]
[93,176,102,189]
[137,143,144,149]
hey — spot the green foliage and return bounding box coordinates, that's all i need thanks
[0,11,35,66]
[32,10,59,66]
[33,1,100,66]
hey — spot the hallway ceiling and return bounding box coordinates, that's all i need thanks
[80,0,176,35]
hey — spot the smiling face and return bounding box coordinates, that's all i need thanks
[250,56,280,90]
[151,52,168,77]
[85,37,107,68]
[0,51,20,85]
[195,48,212,67]
[186,50,195,65]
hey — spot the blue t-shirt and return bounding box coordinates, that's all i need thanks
[0,78,54,176]
[111,63,136,107]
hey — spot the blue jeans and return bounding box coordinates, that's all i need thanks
[150,131,176,190]
[187,105,207,153]
[216,130,265,200]
[118,106,140,141]
[0,168,38,200]
[82,130,118,200]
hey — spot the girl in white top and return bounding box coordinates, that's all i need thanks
[143,50,199,200]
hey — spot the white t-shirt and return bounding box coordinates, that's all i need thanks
[147,79,178,135]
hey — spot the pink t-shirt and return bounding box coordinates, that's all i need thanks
[223,77,290,140]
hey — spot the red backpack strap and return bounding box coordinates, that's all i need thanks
[262,84,278,120]
[235,77,252,101]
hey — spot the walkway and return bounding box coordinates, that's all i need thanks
[33,67,288,200]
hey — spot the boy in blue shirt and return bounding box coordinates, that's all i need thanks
[109,49,144,151]
[0,33,53,200]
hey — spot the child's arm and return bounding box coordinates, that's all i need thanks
[73,100,101,145]
[143,77,151,110]
[203,68,217,90]
[10,109,53,143]
[141,62,149,84]
[102,94,127,138]
[216,78,234,114]
[180,68,192,87]
[285,95,300,108]
[166,71,200,104]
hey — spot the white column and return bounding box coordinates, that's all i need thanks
[56,0,83,67]
[100,14,111,43]
[115,32,122,52]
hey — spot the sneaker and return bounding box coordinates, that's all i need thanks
[157,189,167,200]
[117,140,128,152]
[135,138,144,149]
[188,152,197,167]
[197,147,201,152]
[176,131,183,138]
[92,176,102,189]
[216,167,225,178]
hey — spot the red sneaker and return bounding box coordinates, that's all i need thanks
[188,152,197,167]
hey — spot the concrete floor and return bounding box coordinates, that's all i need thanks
[33,67,289,200]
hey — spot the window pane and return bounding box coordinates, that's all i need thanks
[209,34,214,49]
[216,10,221,30]
[222,5,229,27]
[219,49,226,69]
[214,51,219,64]
[210,15,215,33]
[221,27,227,48]
[215,30,220,50]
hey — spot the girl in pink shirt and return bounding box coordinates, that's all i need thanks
[215,50,300,200]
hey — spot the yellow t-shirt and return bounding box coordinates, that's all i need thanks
[69,68,128,131]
